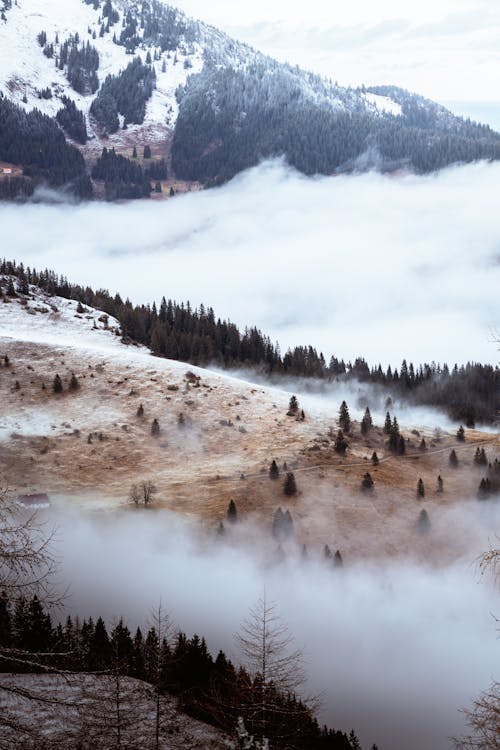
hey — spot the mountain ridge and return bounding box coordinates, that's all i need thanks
[0,0,499,199]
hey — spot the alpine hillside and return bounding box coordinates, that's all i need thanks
[1,0,500,199]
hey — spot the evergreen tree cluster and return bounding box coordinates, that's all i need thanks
[2,260,499,424]
[57,36,100,95]
[171,63,500,185]
[1,0,12,22]
[0,94,92,198]
[0,592,355,750]
[90,57,156,132]
[56,96,88,144]
[91,147,151,200]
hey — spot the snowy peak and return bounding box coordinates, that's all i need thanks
[0,0,499,199]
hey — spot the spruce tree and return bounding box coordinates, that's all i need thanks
[227,499,237,523]
[360,406,373,435]
[371,451,379,466]
[417,508,431,533]
[283,472,297,496]
[287,395,299,416]
[53,373,63,393]
[269,459,280,480]
[383,411,392,434]
[339,400,351,434]
[334,429,348,455]
[69,372,80,391]
[361,472,374,491]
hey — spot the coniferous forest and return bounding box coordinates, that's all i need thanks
[0,95,92,198]
[2,259,499,426]
[0,592,356,750]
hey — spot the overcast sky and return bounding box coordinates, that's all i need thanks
[174,0,500,124]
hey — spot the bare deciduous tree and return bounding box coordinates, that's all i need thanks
[454,539,499,749]
[235,594,313,747]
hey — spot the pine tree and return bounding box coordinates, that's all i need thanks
[417,509,431,533]
[417,478,425,498]
[69,372,80,391]
[383,411,392,434]
[361,472,374,491]
[269,459,280,480]
[456,425,465,442]
[287,395,299,416]
[339,400,351,434]
[53,373,63,393]
[360,406,373,436]
[371,451,379,466]
[449,449,459,468]
[283,472,297,496]
[334,429,348,455]
[227,500,237,523]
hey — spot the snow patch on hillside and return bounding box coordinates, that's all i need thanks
[364,92,402,117]
[0,0,205,135]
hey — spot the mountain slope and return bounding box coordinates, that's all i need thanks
[1,275,498,565]
[0,0,499,198]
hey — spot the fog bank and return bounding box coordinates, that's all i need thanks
[2,160,500,366]
[55,507,499,750]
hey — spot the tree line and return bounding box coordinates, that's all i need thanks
[0,592,356,750]
[0,95,92,198]
[2,260,499,424]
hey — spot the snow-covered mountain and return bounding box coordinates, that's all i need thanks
[0,0,499,199]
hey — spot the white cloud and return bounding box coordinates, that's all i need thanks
[2,160,500,368]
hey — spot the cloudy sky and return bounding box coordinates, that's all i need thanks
[174,0,500,127]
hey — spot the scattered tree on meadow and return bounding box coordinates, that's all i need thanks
[417,478,425,498]
[53,373,63,393]
[69,372,80,391]
[474,447,488,466]
[334,429,348,455]
[361,472,374,491]
[449,449,459,468]
[338,401,351,434]
[227,500,237,524]
[456,425,465,442]
[437,475,444,493]
[151,418,160,436]
[371,451,379,466]
[283,472,297,496]
[417,508,431,533]
[272,507,294,541]
[136,403,144,417]
[360,407,373,436]
[269,460,280,480]
[287,395,299,416]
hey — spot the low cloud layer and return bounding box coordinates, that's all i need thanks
[3,160,500,368]
[55,506,499,750]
